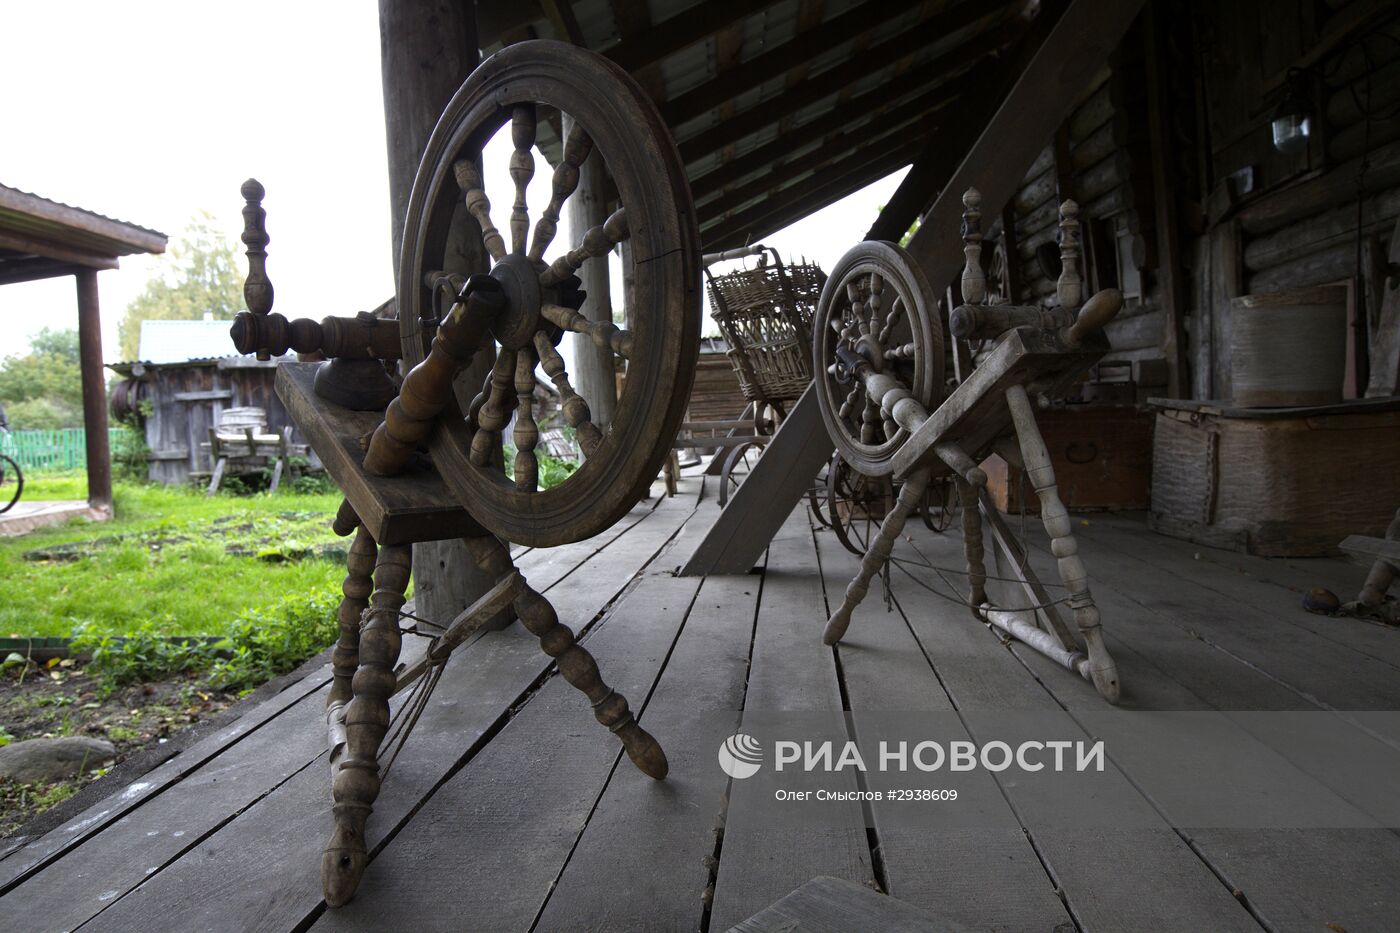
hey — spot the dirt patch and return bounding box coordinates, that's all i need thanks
[0,659,238,837]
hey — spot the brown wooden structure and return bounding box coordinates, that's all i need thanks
[0,185,166,514]
[109,355,312,486]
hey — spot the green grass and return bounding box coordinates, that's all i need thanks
[0,472,344,639]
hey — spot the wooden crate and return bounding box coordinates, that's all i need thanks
[1148,397,1400,556]
[982,405,1154,514]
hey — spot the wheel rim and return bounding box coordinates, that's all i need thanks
[0,455,21,514]
[399,41,700,547]
[813,241,944,477]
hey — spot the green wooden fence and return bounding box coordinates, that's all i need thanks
[0,428,137,473]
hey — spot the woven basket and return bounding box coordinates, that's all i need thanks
[706,247,826,406]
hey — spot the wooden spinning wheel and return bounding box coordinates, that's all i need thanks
[396,41,700,548]
[813,241,944,478]
[233,41,700,909]
[811,191,1124,705]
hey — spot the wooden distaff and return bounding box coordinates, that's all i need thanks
[363,275,505,476]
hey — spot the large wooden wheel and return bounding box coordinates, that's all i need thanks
[813,241,944,477]
[399,40,700,547]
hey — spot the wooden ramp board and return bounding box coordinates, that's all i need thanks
[67,495,697,932]
[276,361,482,546]
[727,875,955,933]
[708,515,875,933]
[811,526,1074,931]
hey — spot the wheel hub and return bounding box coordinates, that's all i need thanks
[488,252,542,349]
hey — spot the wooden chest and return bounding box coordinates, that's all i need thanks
[982,405,1154,514]
[1148,397,1400,556]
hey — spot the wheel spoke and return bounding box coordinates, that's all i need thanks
[861,397,880,445]
[509,105,536,255]
[540,302,634,358]
[533,331,603,457]
[867,272,884,332]
[539,207,628,288]
[454,160,507,262]
[837,383,863,420]
[878,295,904,345]
[512,348,540,491]
[528,122,593,263]
[469,350,517,466]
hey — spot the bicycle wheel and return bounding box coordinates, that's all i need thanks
[0,454,23,514]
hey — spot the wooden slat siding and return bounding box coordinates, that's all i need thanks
[532,550,759,928]
[317,577,704,930]
[708,513,874,932]
[810,527,1074,930]
[1076,515,1400,671]
[80,494,700,932]
[0,690,331,933]
[0,666,332,891]
[998,540,1400,931]
[1053,522,1400,708]
[889,525,1260,931]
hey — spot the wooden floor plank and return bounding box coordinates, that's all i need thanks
[812,525,1074,931]
[0,684,329,932]
[0,665,332,892]
[1000,531,1400,932]
[891,523,1260,933]
[77,495,697,932]
[708,515,875,933]
[311,574,703,931]
[1078,515,1400,671]
[533,570,761,930]
[1040,520,1400,708]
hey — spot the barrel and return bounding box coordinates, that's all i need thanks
[1230,285,1347,407]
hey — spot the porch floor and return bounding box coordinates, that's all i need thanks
[1,471,1397,932]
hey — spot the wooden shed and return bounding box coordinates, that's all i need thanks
[108,320,308,486]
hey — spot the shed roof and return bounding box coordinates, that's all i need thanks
[133,318,240,365]
[476,0,1037,248]
[0,184,167,286]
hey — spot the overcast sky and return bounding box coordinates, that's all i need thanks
[0,1,907,363]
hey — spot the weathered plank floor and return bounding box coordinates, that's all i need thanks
[2,471,1397,932]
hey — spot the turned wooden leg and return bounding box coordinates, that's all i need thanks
[322,543,411,907]
[824,468,931,645]
[1005,385,1120,703]
[1358,507,1400,607]
[956,476,988,610]
[463,535,668,780]
[328,522,377,773]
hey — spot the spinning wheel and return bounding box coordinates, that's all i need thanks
[811,191,1124,705]
[234,41,697,909]
[826,452,894,557]
[813,241,944,478]
[396,41,700,548]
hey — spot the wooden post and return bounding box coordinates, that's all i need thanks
[566,118,618,430]
[75,269,112,515]
[378,0,504,630]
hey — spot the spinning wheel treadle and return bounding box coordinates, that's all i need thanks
[811,189,1124,705]
[394,40,700,548]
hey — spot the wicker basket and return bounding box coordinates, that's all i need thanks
[705,247,826,406]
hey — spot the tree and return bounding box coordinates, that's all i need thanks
[0,327,84,429]
[117,211,244,361]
